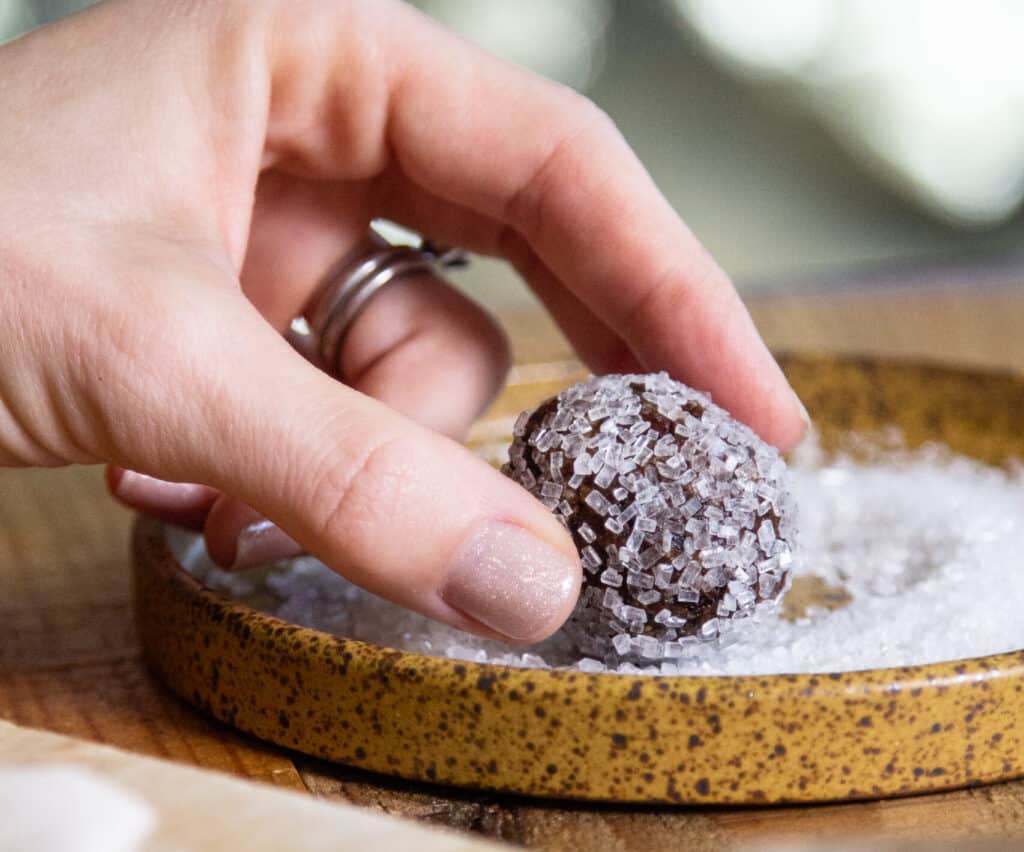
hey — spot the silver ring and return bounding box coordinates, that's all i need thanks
[306,237,468,373]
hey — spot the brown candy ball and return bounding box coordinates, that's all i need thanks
[502,373,797,662]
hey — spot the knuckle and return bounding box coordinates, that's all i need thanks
[85,290,188,385]
[309,432,416,551]
[506,92,618,237]
[471,310,512,398]
[621,254,724,343]
[433,308,510,421]
[74,276,225,462]
[444,296,510,378]
[554,92,619,157]
[564,92,613,132]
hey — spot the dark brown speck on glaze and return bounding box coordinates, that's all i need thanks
[133,355,1024,804]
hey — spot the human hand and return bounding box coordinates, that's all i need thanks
[0,0,807,643]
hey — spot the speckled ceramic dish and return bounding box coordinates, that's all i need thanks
[133,354,1024,804]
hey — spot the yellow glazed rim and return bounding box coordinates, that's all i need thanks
[133,354,1024,805]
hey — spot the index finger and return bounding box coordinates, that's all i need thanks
[261,0,809,449]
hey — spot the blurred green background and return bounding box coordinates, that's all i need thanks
[7,0,1024,310]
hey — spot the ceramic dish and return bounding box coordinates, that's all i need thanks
[133,354,1024,804]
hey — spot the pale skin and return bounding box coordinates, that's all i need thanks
[0,0,808,644]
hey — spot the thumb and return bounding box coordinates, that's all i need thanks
[176,295,581,645]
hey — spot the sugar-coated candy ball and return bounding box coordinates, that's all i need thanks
[502,373,797,662]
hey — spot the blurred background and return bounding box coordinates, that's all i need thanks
[7,0,1024,312]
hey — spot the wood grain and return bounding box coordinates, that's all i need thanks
[0,465,307,791]
[3,283,1024,849]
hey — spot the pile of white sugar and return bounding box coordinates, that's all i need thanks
[173,441,1024,676]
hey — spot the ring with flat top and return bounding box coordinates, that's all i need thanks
[305,236,468,374]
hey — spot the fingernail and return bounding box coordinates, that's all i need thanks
[784,389,820,463]
[231,520,303,570]
[441,521,580,642]
[793,389,812,432]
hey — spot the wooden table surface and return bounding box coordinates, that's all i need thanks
[4,278,1024,851]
